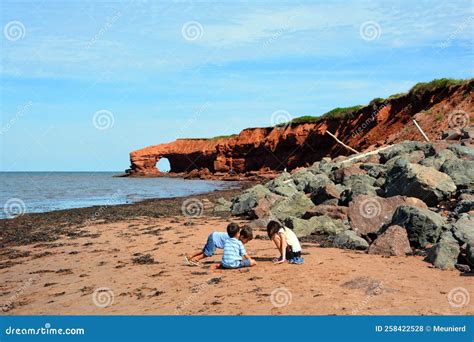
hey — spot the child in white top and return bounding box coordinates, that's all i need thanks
[267,220,304,264]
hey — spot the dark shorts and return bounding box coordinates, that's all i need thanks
[286,247,301,260]
[222,259,251,269]
[203,233,216,257]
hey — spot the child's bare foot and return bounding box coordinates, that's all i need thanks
[210,263,221,270]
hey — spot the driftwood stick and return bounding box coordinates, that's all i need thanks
[339,145,393,165]
[325,130,360,154]
[412,119,430,142]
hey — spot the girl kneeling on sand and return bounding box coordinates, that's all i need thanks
[267,220,304,264]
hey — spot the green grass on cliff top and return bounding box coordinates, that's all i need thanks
[282,78,469,126]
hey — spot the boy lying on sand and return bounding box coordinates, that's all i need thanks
[211,224,256,269]
[185,223,253,266]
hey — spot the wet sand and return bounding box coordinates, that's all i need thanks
[0,188,473,315]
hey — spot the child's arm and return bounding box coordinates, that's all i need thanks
[275,233,287,264]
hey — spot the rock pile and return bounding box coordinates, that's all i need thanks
[216,138,474,271]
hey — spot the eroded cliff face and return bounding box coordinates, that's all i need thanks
[127,81,473,177]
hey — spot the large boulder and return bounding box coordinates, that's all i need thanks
[333,230,369,250]
[440,159,474,188]
[379,141,434,164]
[348,195,428,237]
[287,215,348,237]
[368,225,412,256]
[284,217,315,237]
[425,232,460,270]
[420,148,457,170]
[311,183,341,205]
[303,205,348,221]
[292,170,332,193]
[213,197,232,212]
[250,193,282,219]
[390,205,445,248]
[265,172,295,191]
[452,214,474,245]
[231,185,271,215]
[447,145,474,160]
[308,215,348,236]
[270,192,314,222]
[384,160,457,206]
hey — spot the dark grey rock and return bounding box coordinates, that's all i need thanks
[440,159,474,188]
[333,230,369,250]
[213,197,232,212]
[452,214,474,245]
[384,160,456,206]
[270,192,314,222]
[425,231,460,270]
[231,185,271,215]
[391,205,445,248]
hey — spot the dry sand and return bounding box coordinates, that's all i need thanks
[1,215,473,315]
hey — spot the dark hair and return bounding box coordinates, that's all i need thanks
[239,225,253,241]
[267,220,282,239]
[227,222,240,238]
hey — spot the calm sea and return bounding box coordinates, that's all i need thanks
[0,172,237,219]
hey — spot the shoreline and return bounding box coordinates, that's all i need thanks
[0,182,255,248]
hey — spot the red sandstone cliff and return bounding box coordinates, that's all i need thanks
[127,80,473,177]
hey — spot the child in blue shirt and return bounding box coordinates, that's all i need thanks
[185,223,253,266]
[213,224,256,269]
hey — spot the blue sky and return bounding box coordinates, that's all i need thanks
[1,0,473,171]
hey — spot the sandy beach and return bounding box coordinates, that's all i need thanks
[1,187,472,316]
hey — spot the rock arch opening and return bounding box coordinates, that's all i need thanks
[156,157,171,172]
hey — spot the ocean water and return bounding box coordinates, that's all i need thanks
[0,172,237,219]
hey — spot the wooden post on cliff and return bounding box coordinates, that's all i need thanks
[412,119,430,142]
[325,130,360,154]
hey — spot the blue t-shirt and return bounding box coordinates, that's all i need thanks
[222,238,246,268]
[212,232,229,249]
